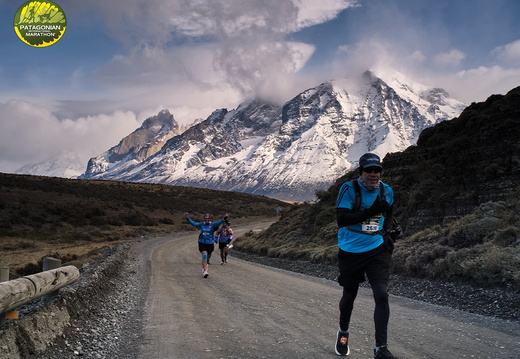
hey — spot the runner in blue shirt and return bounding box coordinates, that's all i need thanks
[184,212,229,278]
[334,153,398,359]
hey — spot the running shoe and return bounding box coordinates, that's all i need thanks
[335,330,350,356]
[203,269,209,278]
[374,345,398,359]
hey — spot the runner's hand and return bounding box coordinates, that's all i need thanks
[366,196,391,216]
[384,233,395,254]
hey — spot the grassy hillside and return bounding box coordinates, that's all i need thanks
[0,173,291,276]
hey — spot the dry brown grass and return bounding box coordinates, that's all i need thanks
[0,173,291,277]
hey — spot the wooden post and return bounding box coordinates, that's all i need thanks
[0,267,8,326]
[43,257,62,271]
[0,267,8,282]
[43,257,61,300]
[0,265,80,315]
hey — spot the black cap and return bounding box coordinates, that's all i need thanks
[359,153,382,169]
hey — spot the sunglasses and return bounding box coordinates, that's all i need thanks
[363,167,382,174]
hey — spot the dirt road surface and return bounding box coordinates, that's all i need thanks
[137,221,520,359]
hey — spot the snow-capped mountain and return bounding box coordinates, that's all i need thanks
[81,70,466,201]
[15,151,86,178]
[82,109,181,178]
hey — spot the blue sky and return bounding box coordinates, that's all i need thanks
[1,0,519,173]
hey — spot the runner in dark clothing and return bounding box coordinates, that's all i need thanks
[215,222,234,264]
[334,153,398,359]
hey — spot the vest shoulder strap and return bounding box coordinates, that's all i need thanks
[352,180,386,212]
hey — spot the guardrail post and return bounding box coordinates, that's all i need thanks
[0,266,80,316]
[42,257,62,300]
[0,267,9,326]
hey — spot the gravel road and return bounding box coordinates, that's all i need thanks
[13,220,520,359]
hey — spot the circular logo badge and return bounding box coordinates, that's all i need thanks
[13,1,67,47]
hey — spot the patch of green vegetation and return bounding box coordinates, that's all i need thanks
[392,200,520,287]
[236,198,520,288]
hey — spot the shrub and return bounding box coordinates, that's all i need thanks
[159,217,174,224]
[492,226,519,246]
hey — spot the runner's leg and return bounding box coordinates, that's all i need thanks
[371,282,389,347]
[202,251,208,271]
[339,285,359,331]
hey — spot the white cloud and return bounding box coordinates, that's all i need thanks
[330,39,387,76]
[35,0,356,121]
[95,44,225,93]
[294,0,359,29]
[324,36,520,105]
[329,38,420,79]
[454,66,520,101]
[434,49,466,67]
[422,66,520,104]
[410,50,426,64]
[491,39,520,66]
[0,99,140,172]
[82,0,336,108]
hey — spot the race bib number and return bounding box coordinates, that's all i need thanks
[361,216,381,233]
[362,224,379,232]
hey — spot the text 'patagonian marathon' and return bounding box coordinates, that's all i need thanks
[19,25,62,31]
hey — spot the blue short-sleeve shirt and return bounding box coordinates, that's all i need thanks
[336,180,394,253]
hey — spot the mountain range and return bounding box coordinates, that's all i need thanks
[78,70,465,201]
[15,70,466,201]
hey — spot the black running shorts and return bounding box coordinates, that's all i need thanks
[198,242,215,254]
[337,244,390,288]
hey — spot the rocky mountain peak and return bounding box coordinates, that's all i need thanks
[81,71,466,201]
[81,109,181,178]
[141,109,178,132]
